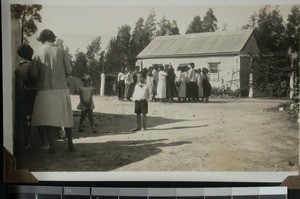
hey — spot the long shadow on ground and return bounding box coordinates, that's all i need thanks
[71,111,189,138]
[19,139,191,171]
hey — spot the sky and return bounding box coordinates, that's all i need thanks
[12,0,300,55]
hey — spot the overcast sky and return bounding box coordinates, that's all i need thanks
[8,0,299,55]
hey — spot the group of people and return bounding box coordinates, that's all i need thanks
[117,62,212,103]
[15,29,212,155]
[15,29,76,154]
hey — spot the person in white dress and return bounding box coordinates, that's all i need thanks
[177,66,188,102]
[156,65,167,102]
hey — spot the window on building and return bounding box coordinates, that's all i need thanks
[208,62,220,81]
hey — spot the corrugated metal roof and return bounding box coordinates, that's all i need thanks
[137,29,254,59]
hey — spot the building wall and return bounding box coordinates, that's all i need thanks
[138,55,241,91]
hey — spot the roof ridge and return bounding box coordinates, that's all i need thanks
[155,29,254,39]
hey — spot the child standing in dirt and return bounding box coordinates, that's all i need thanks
[132,72,152,131]
[77,75,97,133]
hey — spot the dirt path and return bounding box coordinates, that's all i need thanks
[20,96,299,172]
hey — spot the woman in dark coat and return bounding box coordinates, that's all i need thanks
[166,66,178,101]
[202,67,212,102]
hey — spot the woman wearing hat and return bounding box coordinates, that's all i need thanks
[31,29,75,154]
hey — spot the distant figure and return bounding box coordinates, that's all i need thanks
[117,67,126,101]
[156,65,167,102]
[132,72,152,131]
[152,65,159,99]
[124,67,134,101]
[202,67,212,102]
[15,44,37,149]
[196,69,204,102]
[166,65,178,102]
[177,66,188,102]
[187,62,198,101]
[146,66,155,101]
[77,75,97,134]
[31,29,75,154]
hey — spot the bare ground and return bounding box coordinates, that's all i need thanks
[19,96,299,172]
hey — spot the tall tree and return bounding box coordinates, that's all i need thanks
[203,8,218,32]
[86,36,102,93]
[10,4,42,44]
[286,5,300,53]
[186,15,204,34]
[256,5,286,53]
[130,18,149,69]
[156,16,180,36]
[242,13,257,29]
[105,25,132,74]
[145,9,157,41]
[71,51,88,78]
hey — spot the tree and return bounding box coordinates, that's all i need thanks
[130,18,149,69]
[156,16,180,36]
[71,51,88,78]
[104,25,132,74]
[286,5,300,53]
[256,5,286,53]
[86,36,102,94]
[242,13,257,29]
[86,36,101,62]
[145,9,157,41]
[10,4,42,44]
[203,8,218,32]
[186,15,204,34]
[242,5,291,98]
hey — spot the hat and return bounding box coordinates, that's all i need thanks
[37,29,57,42]
[17,44,33,61]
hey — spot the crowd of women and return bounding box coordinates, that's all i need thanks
[117,62,212,103]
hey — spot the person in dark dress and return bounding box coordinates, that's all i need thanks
[166,65,178,102]
[202,67,212,102]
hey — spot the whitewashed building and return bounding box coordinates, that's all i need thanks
[136,29,260,96]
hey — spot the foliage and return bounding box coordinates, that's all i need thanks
[186,16,204,34]
[285,5,300,53]
[71,51,88,78]
[104,25,131,74]
[186,8,218,34]
[130,18,150,69]
[203,8,218,32]
[242,5,299,100]
[145,9,157,41]
[252,53,292,98]
[156,16,180,36]
[10,4,42,44]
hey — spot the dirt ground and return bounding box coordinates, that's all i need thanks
[19,96,299,172]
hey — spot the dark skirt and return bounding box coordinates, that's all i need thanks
[117,80,125,99]
[203,79,212,97]
[187,82,198,98]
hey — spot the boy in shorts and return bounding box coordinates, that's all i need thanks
[132,72,152,131]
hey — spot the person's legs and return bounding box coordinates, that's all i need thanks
[38,126,47,148]
[141,114,147,131]
[65,127,75,152]
[87,109,97,133]
[135,114,141,131]
[44,126,55,154]
[79,110,87,132]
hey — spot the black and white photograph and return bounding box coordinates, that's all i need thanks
[2,0,299,182]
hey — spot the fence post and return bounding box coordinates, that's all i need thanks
[248,56,253,98]
[100,73,105,96]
